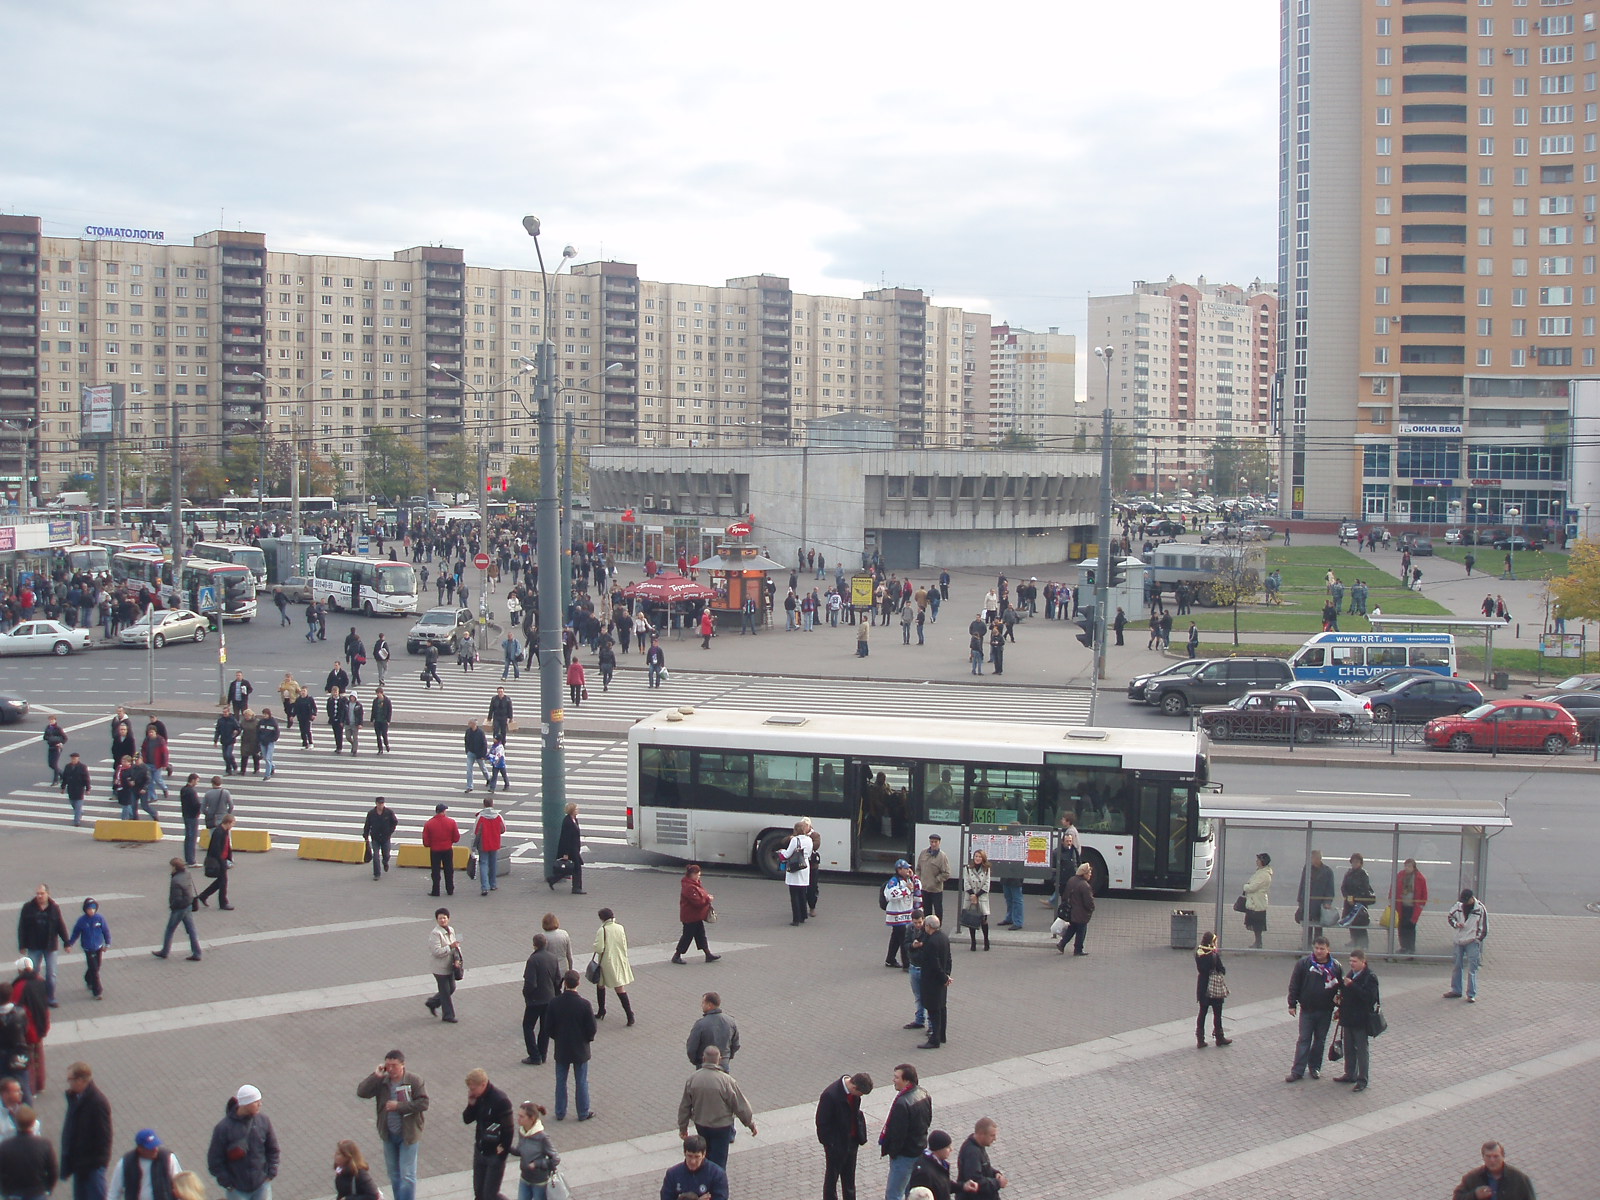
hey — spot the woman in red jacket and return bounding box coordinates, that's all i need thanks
[670,864,719,965]
[1389,858,1429,956]
[565,658,585,707]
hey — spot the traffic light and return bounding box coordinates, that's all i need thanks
[1108,556,1127,589]
[1075,615,1095,648]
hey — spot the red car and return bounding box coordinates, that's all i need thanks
[1423,700,1579,755]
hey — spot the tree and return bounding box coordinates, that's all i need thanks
[362,428,423,502]
[1205,437,1274,496]
[1206,546,1262,646]
[431,434,476,497]
[60,472,98,502]
[1091,423,1136,492]
[997,429,1039,451]
[1549,540,1600,622]
[507,456,541,503]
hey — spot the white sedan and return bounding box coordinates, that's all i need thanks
[0,620,93,656]
[1276,681,1373,731]
[118,609,209,648]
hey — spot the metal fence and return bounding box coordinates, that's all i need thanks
[1195,710,1599,758]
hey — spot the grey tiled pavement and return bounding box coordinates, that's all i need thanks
[10,822,1599,1200]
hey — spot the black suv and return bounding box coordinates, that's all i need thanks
[1144,657,1295,716]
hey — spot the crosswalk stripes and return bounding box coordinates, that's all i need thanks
[345,660,1094,727]
[6,727,633,851]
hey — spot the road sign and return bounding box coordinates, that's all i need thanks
[197,585,216,611]
[474,552,490,570]
[358,537,369,554]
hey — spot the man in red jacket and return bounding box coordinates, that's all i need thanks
[422,804,460,898]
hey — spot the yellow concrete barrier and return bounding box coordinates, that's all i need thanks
[199,827,271,853]
[396,844,471,869]
[94,819,162,842]
[297,837,369,864]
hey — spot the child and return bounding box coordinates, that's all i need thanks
[66,898,111,1000]
[487,736,510,793]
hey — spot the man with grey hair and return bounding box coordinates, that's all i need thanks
[675,1046,757,1173]
[916,916,952,1051]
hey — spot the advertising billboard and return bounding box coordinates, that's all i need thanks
[79,383,123,443]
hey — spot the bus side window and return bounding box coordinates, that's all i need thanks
[1369,646,1406,669]
[1412,646,1447,668]
[1330,646,1362,669]
[815,757,847,814]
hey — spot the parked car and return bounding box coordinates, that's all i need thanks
[1338,522,1361,540]
[276,576,313,604]
[1444,528,1464,544]
[1397,534,1434,556]
[1127,658,1211,702]
[1523,674,1600,699]
[0,620,93,657]
[1145,519,1187,538]
[406,606,475,654]
[0,695,29,723]
[1197,691,1343,743]
[1276,681,1375,731]
[1365,675,1485,724]
[1145,656,1295,716]
[1491,533,1541,552]
[118,609,209,648]
[1535,692,1600,741]
[1346,666,1441,695]
[1423,700,1579,754]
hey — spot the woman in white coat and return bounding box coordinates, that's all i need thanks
[783,819,812,926]
[962,849,992,952]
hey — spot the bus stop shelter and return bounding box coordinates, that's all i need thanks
[1368,615,1507,685]
[1200,792,1511,960]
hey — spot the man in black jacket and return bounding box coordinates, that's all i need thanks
[462,721,488,796]
[212,711,241,777]
[814,1072,872,1200]
[519,935,562,1066]
[109,1129,178,1200]
[0,1105,57,1199]
[225,672,252,718]
[916,916,952,1050]
[59,1062,112,1200]
[370,688,394,754]
[326,688,349,755]
[324,661,349,694]
[1285,937,1343,1083]
[363,798,399,880]
[1333,949,1380,1092]
[487,689,513,744]
[548,804,585,894]
[17,887,69,1008]
[544,972,596,1121]
[879,1064,931,1200]
[59,755,92,829]
[906,1129,955,1200]
[956,1118,1007,1199]
[461,1068,511,1200]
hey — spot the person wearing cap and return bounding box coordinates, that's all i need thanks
[0,1104,57,1200]
[421,805,460,899]
[152,861,200,966]
[914,836,951,924]
[60,1063,112,1200]
[205,1085,278,1200]
[882,862,921,970]
[64,904,110,1002]
[906,1129,955,1200]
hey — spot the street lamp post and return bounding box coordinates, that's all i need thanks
[1090,345,1116,718]
[1505,505,1521,579]
[523,215,577,883]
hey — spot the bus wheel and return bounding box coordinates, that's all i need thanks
[754,831,790,881]
[363,601,375,616]
[1083,850,1109,897]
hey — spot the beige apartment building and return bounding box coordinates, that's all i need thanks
[0,216,991,501]
[1086,277,1278,492]
[988,324,1078,445]
[1281,0,1598,531]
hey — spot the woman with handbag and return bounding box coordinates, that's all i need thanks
[1339,853,1376,949]
[961,849,992,952]
[671,864,719,965]
[1241,852,1273,949]
[514,1101,561,1200]
[591,908,635,1025]
[783,820,812,926]
[1194,931,1233,1048]
[425,907,460,1023]
[196,814,235,910]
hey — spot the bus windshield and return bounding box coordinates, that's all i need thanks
[374,563,418,595]
[231,546,266,579]
[64,547,111,573]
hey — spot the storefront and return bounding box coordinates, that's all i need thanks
[0,517,77,590]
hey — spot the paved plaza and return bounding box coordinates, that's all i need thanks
[9,821,1597,1200]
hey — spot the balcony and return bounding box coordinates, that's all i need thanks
[220,254,264,267]
[223,293,263,307]
[0,365,36,377]
[0,385,36,399]
[424,305,461,318]
[222,313,263,326]
[424,338,461,353]
[220,330,263,345]
[0,239,37,254]
[0,262,36,275]
[0,344,35,357]
[0,283,35,296]
[0,323,33,337]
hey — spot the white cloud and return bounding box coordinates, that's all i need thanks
[1,0,1280,334]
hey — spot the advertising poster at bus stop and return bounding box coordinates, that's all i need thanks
[963,823,1054,880]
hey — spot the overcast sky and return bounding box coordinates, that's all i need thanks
[4,0,1279,342]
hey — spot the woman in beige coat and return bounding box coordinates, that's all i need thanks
[592,907,634,1025]
[1242,852,1273,949]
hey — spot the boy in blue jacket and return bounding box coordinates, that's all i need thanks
[66,898,111,1000]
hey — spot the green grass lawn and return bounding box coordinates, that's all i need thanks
[1427,544,1569,579]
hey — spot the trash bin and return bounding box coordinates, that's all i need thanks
[1170,909,1198,949]
[1492,670,1509,691]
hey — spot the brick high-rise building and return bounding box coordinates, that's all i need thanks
[1280,0,1595,530]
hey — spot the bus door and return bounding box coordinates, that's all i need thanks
[1132,775,1196,891]
[849,757,915,872]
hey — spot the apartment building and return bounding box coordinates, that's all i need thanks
[1,216,992,501]
[988,324,1078,445]
[1281,0,1598,529]
[1087,277,1278,492]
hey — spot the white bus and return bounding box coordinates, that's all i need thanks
[191,541,268,585]
[110,550,173,602]
[1288,632,1457,684]
[310,554,419,615]
[627,709,1215,893]
[178,559,258,622]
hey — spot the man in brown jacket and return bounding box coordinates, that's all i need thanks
[355,1050,429,1200]
[1055,863,1096,957]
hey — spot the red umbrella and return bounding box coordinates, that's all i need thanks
[623,573,716,603]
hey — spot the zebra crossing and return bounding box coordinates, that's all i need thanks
[355,658,1094,727]
[4,728,632,853]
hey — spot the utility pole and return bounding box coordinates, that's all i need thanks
[523,214,575,884]
[1090,346,1117,722]
[561,410,573,604]
[169,399,183,585]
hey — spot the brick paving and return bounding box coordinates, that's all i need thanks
[6,815,1597,1200]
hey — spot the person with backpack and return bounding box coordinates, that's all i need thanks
[882,861,922,969]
